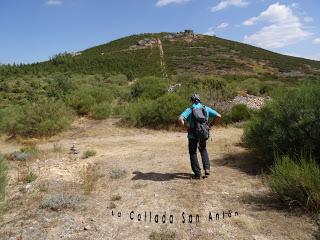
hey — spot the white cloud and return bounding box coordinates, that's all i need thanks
[204,27,215,36]
[313,38,320,45]
[303,16,313,23]
[211,0,248,12]
[243,3,312,49]
[217,22,229,29]
[46,0,62,5]
[156,0,189,7]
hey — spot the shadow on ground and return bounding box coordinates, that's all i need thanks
[131,171,193,181]
[212,150,271,176]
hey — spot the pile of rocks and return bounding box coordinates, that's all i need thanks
[164,29,195,39]
[130,38,158,50]
[232,94,270,110]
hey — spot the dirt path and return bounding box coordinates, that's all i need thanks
[0,119,318,240]
[158,39,168,79]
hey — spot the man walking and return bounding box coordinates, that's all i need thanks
[178,94,221,179]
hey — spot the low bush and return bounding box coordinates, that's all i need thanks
[66,89,96,115]
[244,84,320,161]
[199,76,236,100]
[82,150,97,159]
[267,155,320,212]
[107,74,128,85]
[131,76,167,100]
[124,93,188,128]
[0,156,8,201]
[91,102,112,120]
[7,151,32,161]
[239,78,261,95]
[66,86,113,116]
[0,100,74,137]
[40,193,81,211]
[46,74,75,99]
[221,104,252,124]
[110,169,127,179]
[25,171,37,183]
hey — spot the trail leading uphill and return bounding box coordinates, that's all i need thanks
[158,39,168,79]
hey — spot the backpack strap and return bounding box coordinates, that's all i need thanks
[201,105,208,121]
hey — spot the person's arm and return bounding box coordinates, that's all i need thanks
[178,108,191,128]
[210,113,221,127]
[207,107,221,127]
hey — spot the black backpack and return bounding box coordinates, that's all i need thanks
[190,106,210,140]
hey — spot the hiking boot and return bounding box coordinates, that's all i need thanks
[205,169,211,176]
[191,174,201,180]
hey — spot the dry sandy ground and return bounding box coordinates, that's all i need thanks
[0,118,319,240]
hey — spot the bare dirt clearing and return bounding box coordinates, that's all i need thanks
[0,118,318,240]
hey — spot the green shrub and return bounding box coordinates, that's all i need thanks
[0,156,8,201]
[125,93,188,128]
[107,74,128,85]
[91,102,112,120]
[199,76,236,100]
[46,74,75,99]
[222,104,252,124]
[174,75,236,102]
[86,86,113,104]
[131,76,167,99]
[66,86,113,115]
[267,155,320,212]
[240,78,261,95]
[82,150,97,159]
[66,89,96,115]
[244,84,320,161]
[26,171,37,183]
[0,100,74,137]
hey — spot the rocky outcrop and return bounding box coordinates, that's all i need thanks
[232,94,271,110]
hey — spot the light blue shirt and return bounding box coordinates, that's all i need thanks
[180,103,219,139]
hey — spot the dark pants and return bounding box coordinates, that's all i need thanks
[188,138,210,176]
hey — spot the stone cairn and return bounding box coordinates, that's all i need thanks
[69,142,80,155]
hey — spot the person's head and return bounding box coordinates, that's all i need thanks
[190,93,201,104]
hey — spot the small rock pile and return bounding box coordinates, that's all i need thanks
[69,142,80,155]
[232,94,270,110]
[164,29,195,39]
[130,38,158,50]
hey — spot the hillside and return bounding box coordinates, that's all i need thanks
[1,30,320,79]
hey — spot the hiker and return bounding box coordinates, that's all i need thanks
[178,94,221,179]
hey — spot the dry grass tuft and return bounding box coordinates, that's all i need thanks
[80,164,98,195]
[108,202,116,209]
[149,230,176,240]
[111,194,122,201]
[110,168,127,179]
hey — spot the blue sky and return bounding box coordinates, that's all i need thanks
[1,0,319,64]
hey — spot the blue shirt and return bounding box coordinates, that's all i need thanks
[180,103,219,139]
